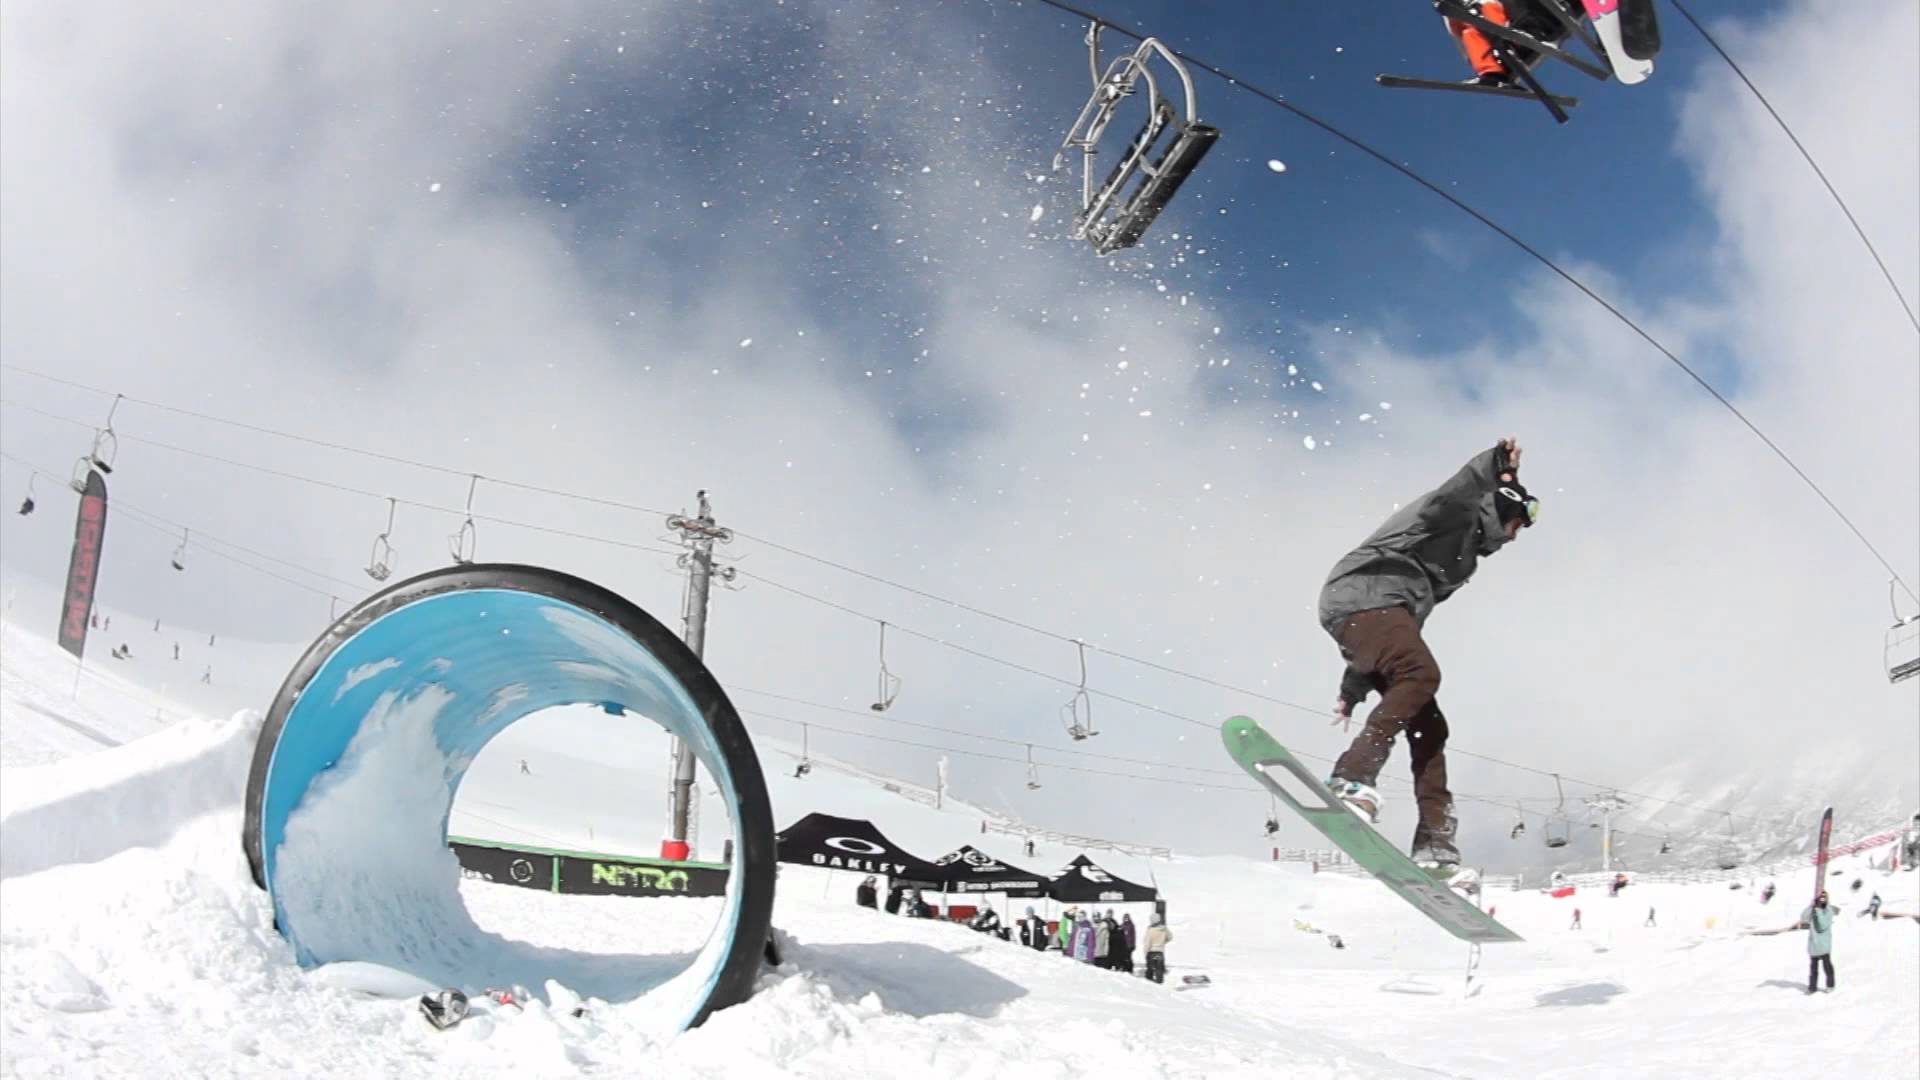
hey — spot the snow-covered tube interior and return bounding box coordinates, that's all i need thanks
[241,564,775,1032]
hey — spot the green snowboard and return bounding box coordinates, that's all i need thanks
[1222,715,1522,944]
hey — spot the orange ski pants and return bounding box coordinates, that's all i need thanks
[1447,1,1511,76]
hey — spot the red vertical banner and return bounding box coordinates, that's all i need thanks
[1809,806,1834,906]
[58,468,109,660]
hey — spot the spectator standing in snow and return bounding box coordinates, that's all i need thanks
[1144,912,1172,984]
[1861,893,1882,919]
[1055,909,1076,953]
[1119,913,1138,974]
[1797,890,1837,994]
[1073,911,1096,963]
[1093,912,1113,969]
[884,883,905,915]
[1644,907,1657,928]
[1569,908,1582,930]
[855,876,878,910]
[1760,882,1776,904]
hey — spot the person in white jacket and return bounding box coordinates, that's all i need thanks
[1143,912,1172,984]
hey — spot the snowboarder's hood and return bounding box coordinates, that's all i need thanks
[1474,494,1511,557]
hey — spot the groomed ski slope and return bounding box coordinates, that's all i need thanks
[2,619,1914,1079]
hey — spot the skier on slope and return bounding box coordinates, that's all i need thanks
[1320,437,1538,870]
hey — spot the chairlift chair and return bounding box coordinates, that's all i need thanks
[17,473,35,516]
[1054,23,1220,256]
[448,477,480,566]
[1885,582,1919,684]
[170,529,189,572]
[1025,744,1042,791]
[1509,804,1527,840]
[366,498,397,582]
[794,723,813,779]
[1061,639,1098,740]
[69,397,124,492]
[871,621,902,711]
[1543,773,1570,847]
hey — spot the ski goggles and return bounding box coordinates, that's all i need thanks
[1497,487,1542,527]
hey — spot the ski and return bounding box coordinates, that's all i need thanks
[1579,0,1654,84]
[1220,716,1523,944]
[1615,0,1662,60]
[1376,74,1581,110]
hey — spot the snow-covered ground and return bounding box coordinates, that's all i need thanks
[2,617,1915,1079]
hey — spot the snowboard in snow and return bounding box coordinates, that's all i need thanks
[1221,716,1522,944]
[1579,0,1654,84]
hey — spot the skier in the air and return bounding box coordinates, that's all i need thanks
[1320,437,1537,870]
[1444,0,1586,88]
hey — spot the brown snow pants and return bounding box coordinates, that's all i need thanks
[1329,606,1454,842]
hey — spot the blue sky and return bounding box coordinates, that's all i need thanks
[502,0,1783,409]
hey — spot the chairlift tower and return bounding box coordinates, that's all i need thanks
[1583,792,1631,873]
[664,491,735,860]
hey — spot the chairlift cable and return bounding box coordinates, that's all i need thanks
[1668,0,1920,336]
[0,396,1790,825]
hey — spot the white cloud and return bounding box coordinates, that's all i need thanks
[1,0,1912,868]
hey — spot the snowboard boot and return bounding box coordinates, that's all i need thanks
[1325,778,1382,825]
[1472,69,1517,89]
[1410,838,1462,872]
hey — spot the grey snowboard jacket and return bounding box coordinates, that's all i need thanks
[1317,444,1517,636]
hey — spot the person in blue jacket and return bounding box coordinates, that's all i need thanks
[1796,890,1837,993]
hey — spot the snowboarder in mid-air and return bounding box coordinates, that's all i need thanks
[1320,437,1538,871]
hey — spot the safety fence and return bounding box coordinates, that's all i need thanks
[982,819,1173,861]
[1554,824,1908,890]
[1270,824,1913,893]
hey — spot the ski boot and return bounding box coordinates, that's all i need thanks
[1325,777,1382,825]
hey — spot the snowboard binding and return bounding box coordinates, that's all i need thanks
[1054,23,1219,256]
[418,989,470,1031]
[1377,0,1661,124]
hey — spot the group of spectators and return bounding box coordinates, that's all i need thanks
[853,876,1172,984]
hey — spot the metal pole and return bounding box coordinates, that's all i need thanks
[664,491,733,861]
[1583,792,1629,874]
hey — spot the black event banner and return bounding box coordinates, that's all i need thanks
[773,812,950,886]
[931,845,1051,896]
[1045,854,1158,903]
[58,469,108,660]
[451,838,729,898]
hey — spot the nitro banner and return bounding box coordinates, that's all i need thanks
[58,469,109,660]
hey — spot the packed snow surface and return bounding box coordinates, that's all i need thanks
[2,618,1915,1078]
